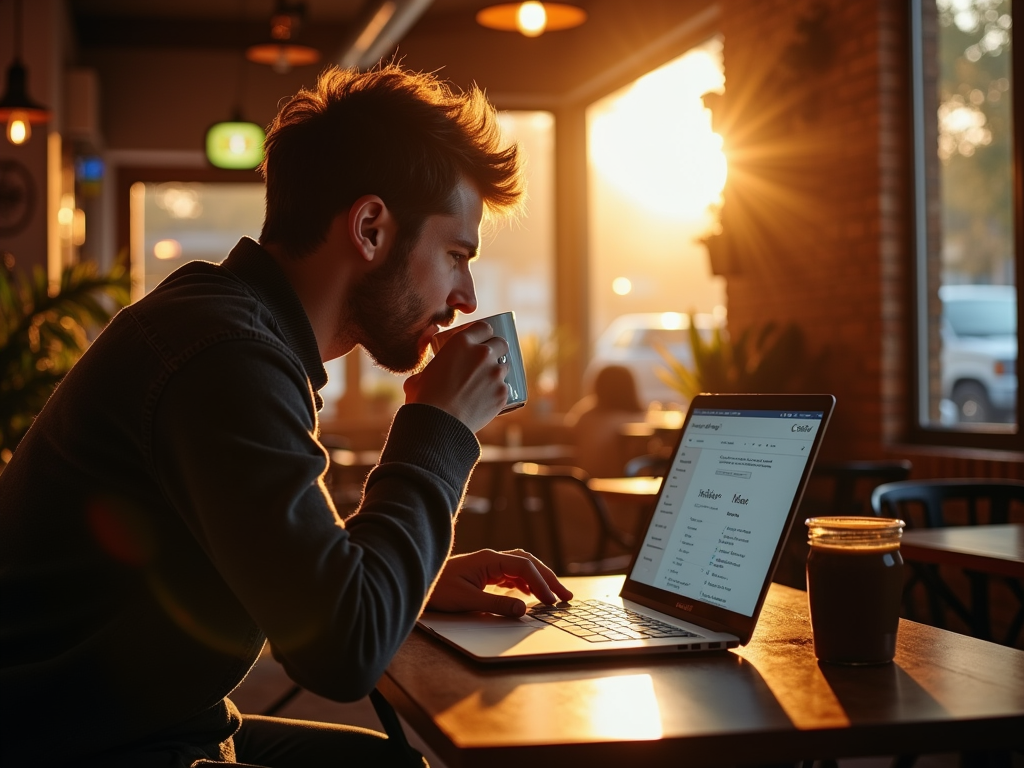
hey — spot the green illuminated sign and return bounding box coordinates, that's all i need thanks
[205,121,265,169]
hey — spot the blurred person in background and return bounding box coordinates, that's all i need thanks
[565,364,646,478]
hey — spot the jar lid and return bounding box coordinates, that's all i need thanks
[805,516,906,546]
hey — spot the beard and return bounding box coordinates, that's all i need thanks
[348,235,455,374]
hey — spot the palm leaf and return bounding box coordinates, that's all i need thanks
[656,313,805,399]
[0,259,130,461]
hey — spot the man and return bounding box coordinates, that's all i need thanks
[0,64,572,767]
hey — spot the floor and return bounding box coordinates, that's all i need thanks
[228,647,1020,768]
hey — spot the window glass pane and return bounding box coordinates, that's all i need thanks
[134,181,263,296]
[586,39,727,407]
[131,181,346,413]
[915,0,1017,430]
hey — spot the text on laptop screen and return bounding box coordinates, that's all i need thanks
[628,408,824,616]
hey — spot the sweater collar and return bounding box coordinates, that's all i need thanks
[222,237,328,408]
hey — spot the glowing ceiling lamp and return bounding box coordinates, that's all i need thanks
[0,0,51,145]
[245,0,321,74]
[476,2,587,38]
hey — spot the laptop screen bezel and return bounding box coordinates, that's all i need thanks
[618,392,836,644]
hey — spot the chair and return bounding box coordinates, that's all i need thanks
[511,462,634,576]
[774,460,914,590]
[811,459,913,515]
[623,449,671,478]
[871,479,1024,645]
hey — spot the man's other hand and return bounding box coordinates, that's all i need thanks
[403,321,510,433]
[426,549,574,617]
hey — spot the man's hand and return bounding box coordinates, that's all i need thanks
[403,322,510,433]
[427,549,574,617]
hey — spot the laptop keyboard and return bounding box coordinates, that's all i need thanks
[527,599,701,643]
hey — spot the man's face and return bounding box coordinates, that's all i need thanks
[348,179,483,373]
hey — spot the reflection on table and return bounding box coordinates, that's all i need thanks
[380,576,1024,768]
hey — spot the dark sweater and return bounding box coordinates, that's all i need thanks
[0,237,480,767]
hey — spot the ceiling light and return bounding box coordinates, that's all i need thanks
[246,0,321,74]
[0,0,51,146]
[476,2,586,38]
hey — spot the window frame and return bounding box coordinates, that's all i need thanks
[907,0,1024,452]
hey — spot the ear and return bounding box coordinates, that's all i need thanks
[347,195,393,263]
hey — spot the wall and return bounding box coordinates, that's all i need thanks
[710,0,1020,477]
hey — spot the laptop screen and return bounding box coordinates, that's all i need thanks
[628,405,827,617]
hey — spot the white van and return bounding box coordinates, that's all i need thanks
[940,284,1017,424]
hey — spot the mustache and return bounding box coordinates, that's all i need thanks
[432,308,457,328]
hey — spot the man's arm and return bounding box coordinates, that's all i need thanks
[152,338,471,701]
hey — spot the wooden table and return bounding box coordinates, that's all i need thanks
[587,475,662,501]
[900,523,1024,580]
[587,476,662,541]
[899,523,1024,645]
[332,445,576,547]
[331,444,575,473]
[380,577,1024,768]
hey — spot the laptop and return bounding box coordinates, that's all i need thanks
[417,392,836,663]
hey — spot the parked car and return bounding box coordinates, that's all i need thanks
[940,284,1017,424]
[585,312,722,406]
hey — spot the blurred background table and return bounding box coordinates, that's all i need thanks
[900,523,1024,579]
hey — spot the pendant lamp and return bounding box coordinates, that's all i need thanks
[0,0,51,145]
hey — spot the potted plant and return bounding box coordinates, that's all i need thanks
[0,255,130,465]
[655,315,805,401]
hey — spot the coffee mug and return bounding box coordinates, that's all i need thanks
[429,311,528,414]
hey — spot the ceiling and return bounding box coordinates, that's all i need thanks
[66,0,718,106]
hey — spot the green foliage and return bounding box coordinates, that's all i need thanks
[0,259,130,462]
[935,0,1013,283]
[654,318,805,401]
[520,327,577,396]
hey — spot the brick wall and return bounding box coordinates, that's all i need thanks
[707,0,912,462]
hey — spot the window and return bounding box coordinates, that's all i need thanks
[586,39,727,406]
[910,0,1020,447]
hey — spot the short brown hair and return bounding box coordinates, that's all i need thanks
[259,64,524,257]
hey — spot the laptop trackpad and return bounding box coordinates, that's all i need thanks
[419,611,546,632]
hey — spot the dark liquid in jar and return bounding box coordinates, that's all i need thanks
[806,544,904,664]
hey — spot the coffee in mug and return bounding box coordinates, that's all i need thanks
[429,311,528,414]
[805,516,905,665]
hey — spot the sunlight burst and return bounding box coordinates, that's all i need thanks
[588,43,726,221]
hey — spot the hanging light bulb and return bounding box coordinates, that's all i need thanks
[0,1,51,145]
[516,2,547,37]
[6,110,30,145]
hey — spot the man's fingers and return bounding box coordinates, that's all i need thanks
[493,550,573,605]
[485,592,528,617]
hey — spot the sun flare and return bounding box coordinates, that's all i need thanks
[588,42,726,221]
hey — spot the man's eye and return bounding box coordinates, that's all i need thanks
[450,251,468,263]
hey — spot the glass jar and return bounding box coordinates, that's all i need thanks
[805,516,906,665]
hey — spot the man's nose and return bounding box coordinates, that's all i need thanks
[448,266,478,315]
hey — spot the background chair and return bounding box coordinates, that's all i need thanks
[512,462,635,576]
[774,459,914,590]
[811,459,914,515]
[623,449,672,478]
[871,478,1024,645]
